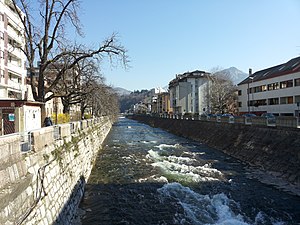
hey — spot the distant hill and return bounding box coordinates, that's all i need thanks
[217,67,248,85]
[118,89,150,113]
[113,87,132,96]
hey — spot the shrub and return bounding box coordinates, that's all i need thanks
[51,113,70,124]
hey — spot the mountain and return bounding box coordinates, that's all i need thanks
[118,89,150,113]
[217,67,248,85]
[113,87,132,96]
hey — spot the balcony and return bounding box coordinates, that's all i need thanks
[7,25,23,44]
[7,79,22,91]
[7,54,26,76]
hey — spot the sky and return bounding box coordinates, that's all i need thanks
[72,0,300,91]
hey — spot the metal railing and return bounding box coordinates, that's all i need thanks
[156,114,300,129]
[20,131,32,152]
[0,117,105,153]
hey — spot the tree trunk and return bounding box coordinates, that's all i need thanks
[62,99,70,114]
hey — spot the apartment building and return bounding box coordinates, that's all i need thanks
[157,91,172,115]
[169,70,211,115]
[238,56,300,116]
[0,0,27,100]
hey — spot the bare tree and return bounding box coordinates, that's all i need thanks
[206,69,237,114]
[11,0,128,108]
[50,56,103,114]
[80,82,119,121]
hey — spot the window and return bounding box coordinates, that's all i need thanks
[0,50,4,58]
[267,84,273,90]
[254,86,262,93]
[295,78,300,87]
[267,82,279,91]
[281,96,293,104]
[238,90,242,96]
[295,95,300,104]
[287,96,293,104]
[292,61,300,68]
[238,102,242,107]
[268,98,279,105]
[262,85,267,91]
[0,31,4,40]
[254,99,267,106]
[280,80,293,89]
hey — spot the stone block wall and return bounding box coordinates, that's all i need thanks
[0,117,112,225]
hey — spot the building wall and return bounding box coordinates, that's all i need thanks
[0,117,112,225]
[157,92,172,114]
[238,71,300,116]
[23,105,41,131]
[0,0,27,100]
[170,76,210,115]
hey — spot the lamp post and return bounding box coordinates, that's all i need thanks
[247,68,253,114]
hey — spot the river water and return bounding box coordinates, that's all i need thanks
[79,117,300,225]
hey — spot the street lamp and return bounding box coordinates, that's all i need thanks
[247,68,254,113]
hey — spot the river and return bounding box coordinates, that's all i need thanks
[79,117,300,225]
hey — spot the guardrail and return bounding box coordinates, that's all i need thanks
[157,114,300,129]
[0,117,107,154]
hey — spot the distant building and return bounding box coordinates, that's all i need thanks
[238,56,300,116]
[169,70,211,115]
[147,87,168,114]
[0,0,27,100]
[157,91,172,115]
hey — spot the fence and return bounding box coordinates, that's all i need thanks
[158,114,300,129]
[0,117,106,154]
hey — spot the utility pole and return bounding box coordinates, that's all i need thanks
[247,68,252,114]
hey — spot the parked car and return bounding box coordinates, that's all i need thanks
[242,113,257,117]
[221,113,233,117]
[261,113,275,118]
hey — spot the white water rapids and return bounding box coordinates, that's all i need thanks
[79,118,299,225]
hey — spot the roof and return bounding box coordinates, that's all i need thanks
[169,70,210,87]
[238,56,300,85]
[0,100,44,108]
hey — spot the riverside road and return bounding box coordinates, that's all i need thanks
[79,117,300,225]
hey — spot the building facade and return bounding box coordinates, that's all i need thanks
[157,91,172,115]
[0,0,27,100]
[169,70,211,115]
[238,56,300,116]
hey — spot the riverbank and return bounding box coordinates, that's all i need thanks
[128,115,300,196]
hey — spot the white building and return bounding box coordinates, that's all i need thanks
[169,70,211,115]
[238,56,300,116]
[0,0,27,100]
[0,1,43,135]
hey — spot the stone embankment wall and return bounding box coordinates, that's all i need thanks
[0,117,112,225]
[130,115,300,187]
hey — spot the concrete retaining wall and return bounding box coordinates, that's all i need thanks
[0,117,112,225]
[130,115,300,188]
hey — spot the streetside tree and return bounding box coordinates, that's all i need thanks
[80,81,119,121]
[50,55,103,114]
[10,0,128,116]
[206,68,238,114]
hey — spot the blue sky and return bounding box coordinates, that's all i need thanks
[74,0,300,91]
